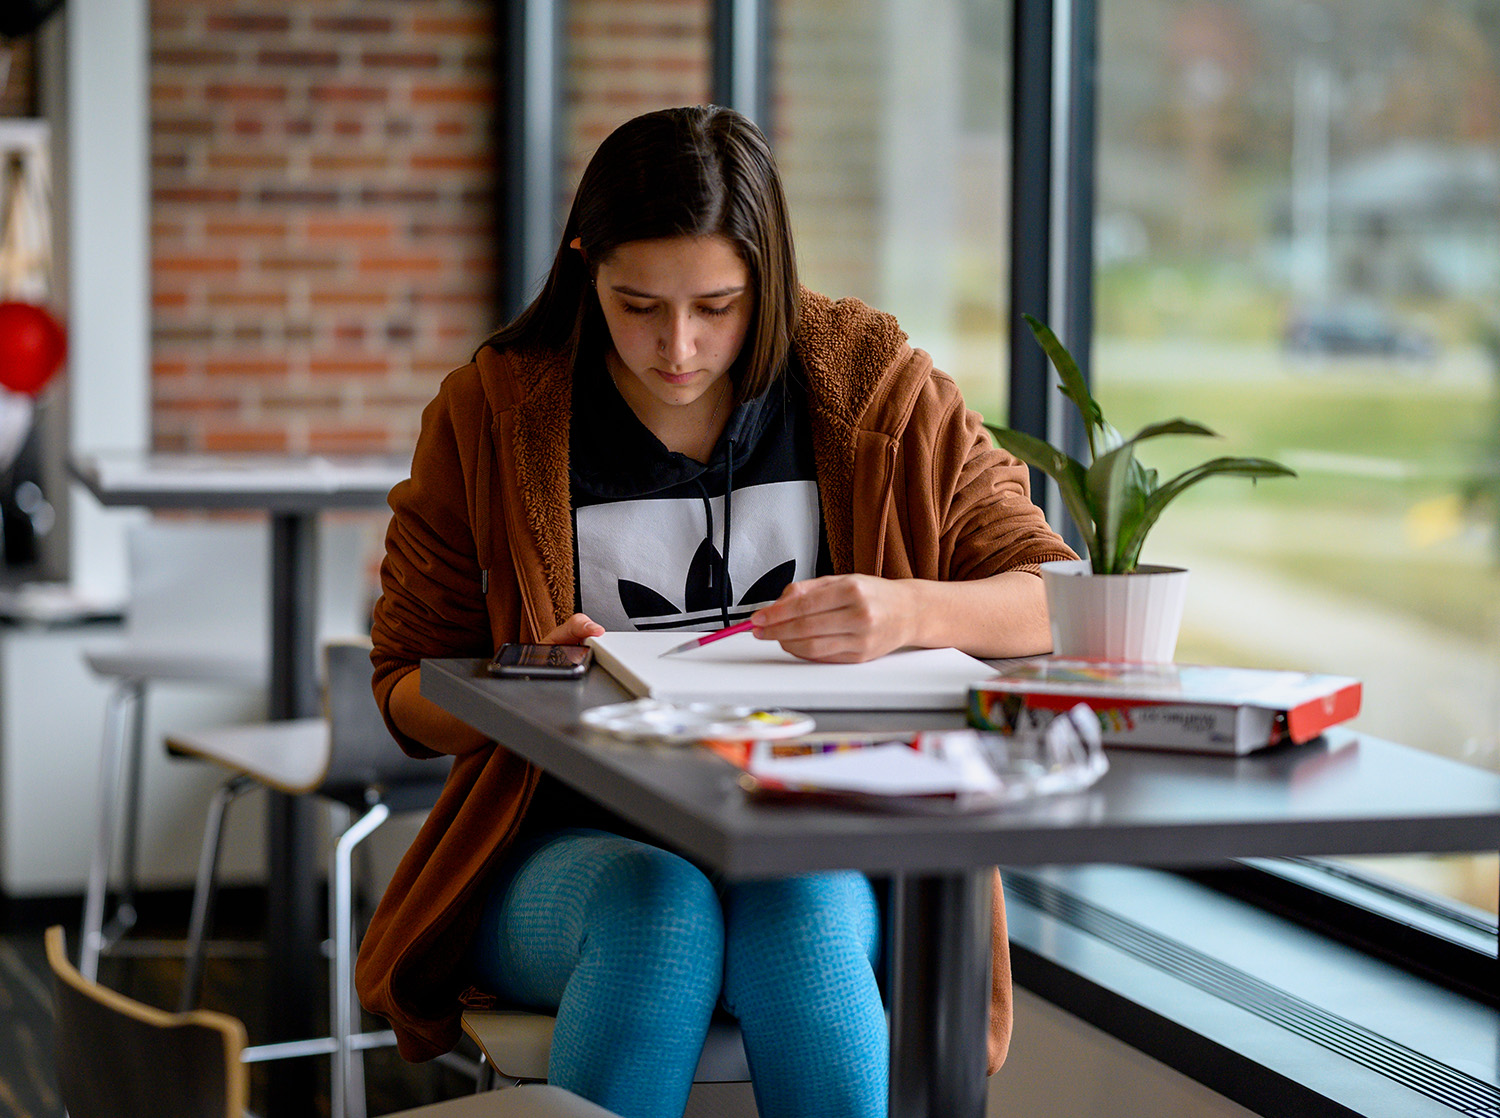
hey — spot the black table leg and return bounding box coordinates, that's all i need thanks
[265,512,321,1116]
[887,868,992,1118]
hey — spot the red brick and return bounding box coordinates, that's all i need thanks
[258,49,341,68]
[264,390,343,411]
[257,252,341,273]
[410,153,493,174]
[202,429,291,453]
[257,186,343,206]
[304,216,398,240]
[308,427,395,453]
[309,84,389,104]
[310,290,392,309]
[155,117,216,136]
[311,16,394,34]
[410,82,492,106]
[205,14,291,33]
[207,152,290,173]
[411,218,490,238]
[155,254,240,274]
[153,47,237,66]
[204,82,287,103]
[158,396,244,418]
[204,358,287,377]
[204,217,290,239]
[360,187,442,206]
[308,357,389,376]
[206,291,288,310]
[309,153,392,174]
[410,14,492,36]
[361,51,442,70]
[154,325,218,345]
[355,253,447,277]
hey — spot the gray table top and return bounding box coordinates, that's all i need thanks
[69,451,409,512]
[422,657,1500,879]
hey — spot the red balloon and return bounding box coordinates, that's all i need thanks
[0,301,66,396]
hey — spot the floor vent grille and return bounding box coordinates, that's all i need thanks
[1007,871,1499,1118]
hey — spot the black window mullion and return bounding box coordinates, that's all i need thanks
[1009,0,1097,553]
[495,0,564,322]
[712,0,772,133]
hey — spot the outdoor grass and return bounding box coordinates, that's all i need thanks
[1226,548,1500,644]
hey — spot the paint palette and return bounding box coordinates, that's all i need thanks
[580,698,815,744]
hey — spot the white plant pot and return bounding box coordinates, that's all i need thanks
[1040,559,1190,663]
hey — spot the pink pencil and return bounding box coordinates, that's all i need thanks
[658,619,757,657]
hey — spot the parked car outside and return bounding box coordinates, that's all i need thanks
[1283,301,1438,361]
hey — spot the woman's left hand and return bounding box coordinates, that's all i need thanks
[749,575,917,663]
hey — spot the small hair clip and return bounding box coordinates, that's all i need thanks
[569,236,583,251]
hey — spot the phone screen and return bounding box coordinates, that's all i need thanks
[487,643,593,679]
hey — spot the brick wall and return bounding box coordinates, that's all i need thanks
[145,0,865,457]
[149,0,497,455]
[564,0,710,184]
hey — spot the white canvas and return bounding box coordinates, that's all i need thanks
[586,630,996,711]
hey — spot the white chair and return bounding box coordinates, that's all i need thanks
[461,1007,751,1089]
[79,520,270,981]
[168,639,448,1118]
[46,925,621,1118]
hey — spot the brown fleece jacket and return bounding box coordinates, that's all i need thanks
[358,289,1077,1073]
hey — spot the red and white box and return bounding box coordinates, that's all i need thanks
[969,659,1362,756]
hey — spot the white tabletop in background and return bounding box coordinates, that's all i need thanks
[69,451,409,511]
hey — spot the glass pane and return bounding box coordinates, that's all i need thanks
[561,2,713,206]
[774,0,1011,423]
[1095,0,1500,916]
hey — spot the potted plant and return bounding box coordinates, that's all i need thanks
[987,315,1296,661]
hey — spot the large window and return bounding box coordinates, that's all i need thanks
[774,0,1012,422]
[1094,0,1500,919]
[547,0,1496,927]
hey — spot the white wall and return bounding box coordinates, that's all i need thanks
[59,0,151,604]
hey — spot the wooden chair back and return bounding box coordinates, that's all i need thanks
[45,925,248,1118]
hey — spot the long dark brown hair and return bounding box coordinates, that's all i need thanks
[480,105,800,400]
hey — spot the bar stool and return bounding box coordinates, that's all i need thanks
[78,520,270,981]
[461,1007,750,1091]
[168,639,449,1118]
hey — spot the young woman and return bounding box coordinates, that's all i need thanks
[356,105,1076,1118]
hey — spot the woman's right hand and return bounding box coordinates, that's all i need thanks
[541,613,605,645]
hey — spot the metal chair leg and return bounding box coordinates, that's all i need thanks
[331,800,388,1118]
[80,681,142,981]
[111,679,149,941]
[179,774,254,1012]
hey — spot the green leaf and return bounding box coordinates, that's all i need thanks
[985,423,1096,556]
[1117,456,1297,571]
[1126,418,1217,441]
[1085,421,1210,573]
[1022,314,1105,458]
[1085,440,1139,573]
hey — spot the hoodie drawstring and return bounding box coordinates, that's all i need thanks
[721,438,735,628]
[690,438,736,629]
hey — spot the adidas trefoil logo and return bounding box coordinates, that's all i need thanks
[618,539,795,630]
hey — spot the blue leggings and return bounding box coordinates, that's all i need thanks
[470,828,887,1118]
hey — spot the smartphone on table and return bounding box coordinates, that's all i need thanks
[487,642,593,679]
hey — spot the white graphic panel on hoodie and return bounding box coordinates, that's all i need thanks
[570,357,828,633]
[574,481,819,631]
